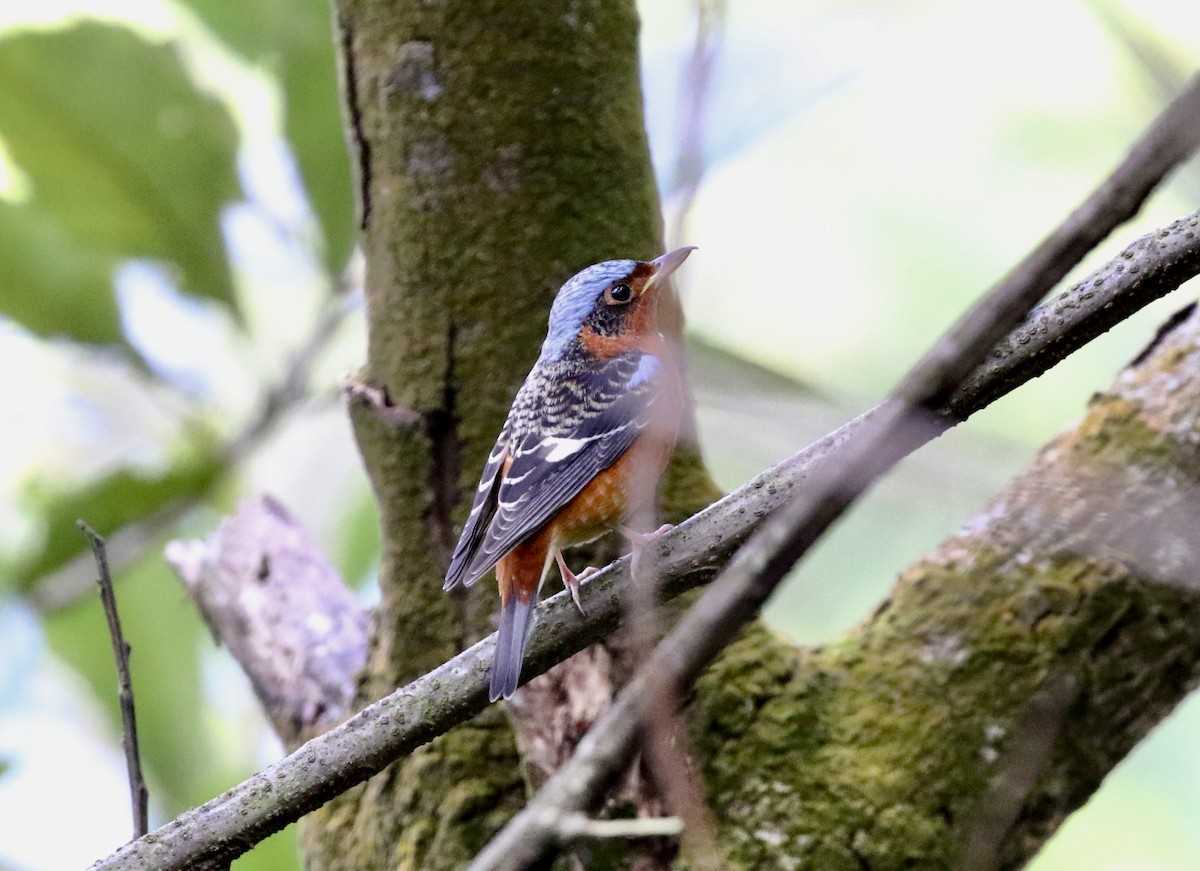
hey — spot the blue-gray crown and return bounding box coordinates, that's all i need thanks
[539,259,638,361]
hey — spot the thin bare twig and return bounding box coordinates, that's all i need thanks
[90,158,1200,871]
[622,501,719,869]
[637,707,719,869]
[665,0,726,250]
[551,3,727,842]
[466,69,1200,871]
[619,407,718,869]
[78,520,149,840]
[227,290,362,462]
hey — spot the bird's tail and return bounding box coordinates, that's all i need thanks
[491,594,535,701]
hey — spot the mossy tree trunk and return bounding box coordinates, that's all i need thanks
[302,0,1200,867]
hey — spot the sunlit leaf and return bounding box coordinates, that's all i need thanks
[333,486,380,591]
[180,0,356,272]
[11,458,223,591]
[236,827,301,871]
[0,23,241,344]
[0,201,121,344]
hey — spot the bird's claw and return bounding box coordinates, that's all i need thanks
[619,524,674,580]
[565,576,587,615]
[618,523,674,547]
[555,552,595,616]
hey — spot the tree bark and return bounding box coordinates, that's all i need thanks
[101,289,1200,871]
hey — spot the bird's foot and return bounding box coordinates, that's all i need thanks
[618,524,675,546]
[555,551,596,616]
[618,524,675,580]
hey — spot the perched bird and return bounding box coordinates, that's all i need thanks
[443,247,696,701]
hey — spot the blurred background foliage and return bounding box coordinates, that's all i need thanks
[0,0,1198,868]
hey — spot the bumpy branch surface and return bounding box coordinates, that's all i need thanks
[90,207,1200,871]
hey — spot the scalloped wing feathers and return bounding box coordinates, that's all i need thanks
[442,352,661,590]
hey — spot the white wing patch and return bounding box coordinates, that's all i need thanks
[541,434,600,462]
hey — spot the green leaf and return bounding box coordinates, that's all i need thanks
[281,32,357,274]
[0,23,241,344]
[11,457,223,590]
[180,0,356,272]
[0,200,121,343]
[333,486,381,591]
[234,828,301,871]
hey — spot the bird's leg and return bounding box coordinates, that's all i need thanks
[619,524,675,545]
[554,548,597,615]
[617,524,674,580]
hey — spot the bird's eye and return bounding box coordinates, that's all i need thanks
[606,283,633,304]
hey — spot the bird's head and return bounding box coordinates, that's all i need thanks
[540,247,696,361]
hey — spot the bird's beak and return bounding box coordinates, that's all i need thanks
[648,246,697,286]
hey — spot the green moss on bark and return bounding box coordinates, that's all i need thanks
[301,707,523,870]
[687,342,1200,869]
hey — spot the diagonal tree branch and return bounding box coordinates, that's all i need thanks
[467,68,1200,870]
[91,197,1200,869]
[165,496,369,750]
